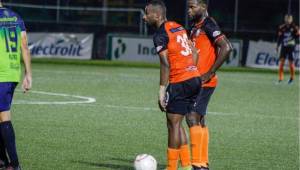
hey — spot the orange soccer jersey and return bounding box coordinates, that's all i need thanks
[153,21,199,83]
[190,17,225,87]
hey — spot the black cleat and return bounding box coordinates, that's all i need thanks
[276,80,282,85]
[288,78,293,84]
[192,165,209,170]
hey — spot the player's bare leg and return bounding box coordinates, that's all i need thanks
[186,112,201,127]
[0,112,11,122]
[166,113,185,170]
[288,59,295,84]
[278,58,285,83]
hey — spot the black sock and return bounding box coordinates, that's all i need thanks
[0,121,19,167]
[0,127,9,166]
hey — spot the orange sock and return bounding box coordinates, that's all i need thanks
[201,127,209,166]
[167,148,179,170]
[190,126,202,166]
[179,144,191,168]
[279,59,285,81]
[190,126,209,168]
[289,61,295,80]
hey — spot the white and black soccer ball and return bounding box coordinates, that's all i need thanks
[134,154,157,170]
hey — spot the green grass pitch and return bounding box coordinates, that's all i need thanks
[11,62,299,170]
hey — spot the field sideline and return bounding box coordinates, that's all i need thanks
[11,61,299,170]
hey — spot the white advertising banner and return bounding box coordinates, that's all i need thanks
[223,40,242,67]
[108,35,158,63]
[107,34,242,66]
[28,33,94,59]
[246,40,300,69]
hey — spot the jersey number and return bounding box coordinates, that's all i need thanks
[3,27,18,53]
[176,33,192,56]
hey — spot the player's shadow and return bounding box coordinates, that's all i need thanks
[111,158,166,169]
[73,158,166,169]
[72,160,133,169]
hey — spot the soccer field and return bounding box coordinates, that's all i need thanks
[12,63,299,170]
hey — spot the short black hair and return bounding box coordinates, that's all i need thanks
[146,0,167,17]
[196,0,208,5]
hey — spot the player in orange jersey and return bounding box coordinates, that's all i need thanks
[143,1,201,169]
[276,14,299,84]
[187,0,232,169]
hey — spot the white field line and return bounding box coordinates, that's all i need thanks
[33,69,107,76]
[14,93,299,120]
[103,104,299,120]
[34,69,297,85]
[14,90,96,105]
[104,104,156,111]
[104,104,236,116]
[13,89,299,120]
[33,69,152,79]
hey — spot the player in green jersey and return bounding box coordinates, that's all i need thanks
[0,1,32,169]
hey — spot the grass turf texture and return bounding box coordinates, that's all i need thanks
[12,62,299,170]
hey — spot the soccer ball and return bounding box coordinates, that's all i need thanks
[134,154,157,170]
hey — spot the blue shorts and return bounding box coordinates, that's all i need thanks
[166,77,201,115]
[192,87,215,116]
[0,82,18,112]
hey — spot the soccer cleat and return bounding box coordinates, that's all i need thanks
[192,165,209,170]
[276,80,282,85]
[287,78,293,84]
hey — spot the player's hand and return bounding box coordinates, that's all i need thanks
[158,86,167,112]
[188,40,199,54]
[158,99,166,112]
[201,71,215,84]
[22,73,32,93]
[188,40,200,64]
